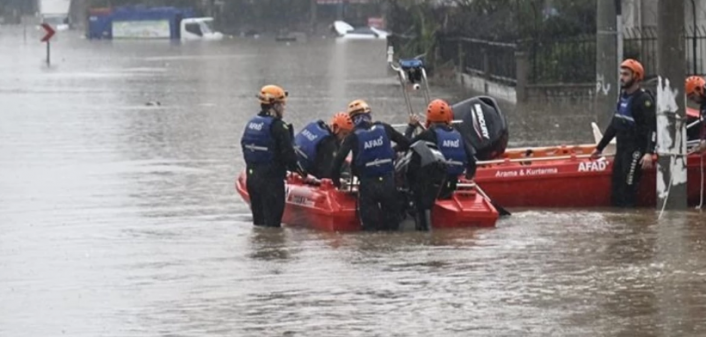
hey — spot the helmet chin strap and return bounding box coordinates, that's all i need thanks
[267,103,283,118]
[353,114,371,125]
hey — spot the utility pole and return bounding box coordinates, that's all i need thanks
[615,0,623,71]
[310,0,317,35]
[596,0,619,128]
[656,0,687,210]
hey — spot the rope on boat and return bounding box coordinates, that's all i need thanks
[698,154,704,210]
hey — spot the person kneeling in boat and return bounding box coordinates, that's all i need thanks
[405,99,477,230]
[591,59,656,208]
[294,112,354,179]
[329,99,411,231]
[685,76,706,153]
[240,85,306,228]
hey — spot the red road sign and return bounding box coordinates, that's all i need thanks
[40,23,55,42]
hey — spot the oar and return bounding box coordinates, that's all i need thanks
[459,182,511,216]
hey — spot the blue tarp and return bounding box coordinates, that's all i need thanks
[87,6,196,40]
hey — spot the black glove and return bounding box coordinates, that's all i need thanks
[287,123,295,140]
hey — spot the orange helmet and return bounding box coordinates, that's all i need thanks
[330,112,354,133]
[426,99,453,125]
[620,59,644,81]
[257,85,288,104]
[685,76,705,96]
[346,99,371,117]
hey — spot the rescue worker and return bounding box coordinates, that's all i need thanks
[294,112,354,179]
[240,85,305,227]
[591,59,656,208]
[404,99,477,230]
[685,76,706,153]
[329,99,411,231]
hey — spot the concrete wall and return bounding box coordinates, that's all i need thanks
[456,73,516,104]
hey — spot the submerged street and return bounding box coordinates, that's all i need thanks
[2,26,706,336]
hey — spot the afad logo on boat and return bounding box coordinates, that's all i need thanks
[577,160,608,172]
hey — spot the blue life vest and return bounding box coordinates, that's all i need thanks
[613,93,636,130]
[354,123,395,177]
[294,121,331,171]
[434,126,468,176]
[241,115,275,165]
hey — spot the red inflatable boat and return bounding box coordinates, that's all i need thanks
[474,144,706,208]
[234,171,499,231]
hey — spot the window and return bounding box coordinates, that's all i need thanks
[184,23,202,37]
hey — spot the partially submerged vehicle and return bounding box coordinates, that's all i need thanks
[86,6,223,41]
[180,17,223,41]
[333,20,389,40]
[38,0,70,31]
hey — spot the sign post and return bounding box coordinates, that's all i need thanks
[40,23,56,66]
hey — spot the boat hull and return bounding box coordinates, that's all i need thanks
[475,145,706,208]
[235,172,499,231]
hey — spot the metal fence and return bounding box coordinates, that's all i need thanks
[437,35,518,85]
[527,26,706,84]
[432,26,706,86]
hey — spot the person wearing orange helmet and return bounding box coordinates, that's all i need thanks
[591,59,657,208]
[240,84,305,227]
[685,75,706,153]
[329,99,411,231]
[293,112,354,179]
[404,99,477,230]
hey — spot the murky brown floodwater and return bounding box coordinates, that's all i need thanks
[1,26,706,337]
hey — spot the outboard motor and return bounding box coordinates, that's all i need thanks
[452,96,509,160]
[395,140,448,230]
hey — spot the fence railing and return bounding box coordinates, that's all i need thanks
[437,35,518,85]
[526,27,706,84]
[430,27,706,86]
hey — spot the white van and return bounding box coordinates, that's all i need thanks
[180,17,223,41]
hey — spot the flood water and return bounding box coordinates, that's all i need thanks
[2,26,706,336]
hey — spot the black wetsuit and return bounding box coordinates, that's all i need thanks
[330,121,410,231]
[241,111,302,227]
[596,88,656,208]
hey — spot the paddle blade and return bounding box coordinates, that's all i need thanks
[493,202,512,217]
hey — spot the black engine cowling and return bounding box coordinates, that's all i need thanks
[451,96,509,160]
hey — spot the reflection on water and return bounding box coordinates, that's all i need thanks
[249,227,291,261]
[1,26,706,336]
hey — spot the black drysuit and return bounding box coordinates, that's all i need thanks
[596,88,656,208]
[241,111,302,227]
[307,135,340,179]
